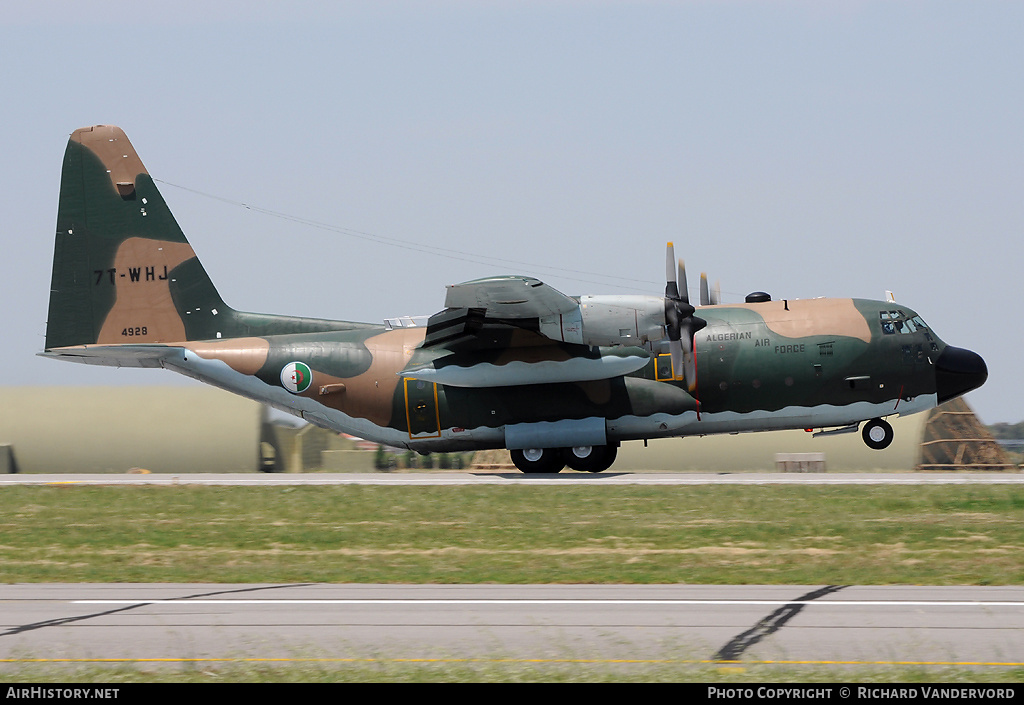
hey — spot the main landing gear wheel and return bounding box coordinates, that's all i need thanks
[862,418,894,450]
[510,447,565,474]
[561,444,618,473]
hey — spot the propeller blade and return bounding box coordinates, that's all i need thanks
[700,273,710,306]
[678,260,689,305]
[681,343,697,393]
[677,316,707,384]
[665,242,679,300]
[669,339,684,383]
[712,280,721,306]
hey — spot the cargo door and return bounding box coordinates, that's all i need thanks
[404,378,441,439]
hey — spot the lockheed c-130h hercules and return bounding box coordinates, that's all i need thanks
[43,126,988,473]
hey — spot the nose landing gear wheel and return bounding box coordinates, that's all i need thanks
[862,418,894,450]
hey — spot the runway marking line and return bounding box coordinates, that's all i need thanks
[72,599,1024,607]
[2,657,1023,667]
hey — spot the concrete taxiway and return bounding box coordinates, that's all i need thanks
[1,584,1022,666]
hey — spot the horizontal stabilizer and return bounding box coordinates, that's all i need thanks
[39,344,180,368]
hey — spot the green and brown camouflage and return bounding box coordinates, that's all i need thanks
[43,126,988,472]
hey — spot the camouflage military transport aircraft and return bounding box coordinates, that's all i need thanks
[43,126,988,473]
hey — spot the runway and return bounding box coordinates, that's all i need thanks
[1,472,1023,486]
[2,584,1022,667]
[2,475,1020,670]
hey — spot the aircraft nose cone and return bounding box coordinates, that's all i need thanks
[935,346,987,403]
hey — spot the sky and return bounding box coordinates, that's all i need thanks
[2,1,1021,423]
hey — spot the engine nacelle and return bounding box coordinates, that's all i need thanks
[539,295,665,347]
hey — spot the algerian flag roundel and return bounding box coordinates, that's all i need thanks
[281,361,313,394]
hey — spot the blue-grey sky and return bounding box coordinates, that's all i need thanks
[2,1,1020,422]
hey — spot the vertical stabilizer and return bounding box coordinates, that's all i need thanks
[46,125,229,349]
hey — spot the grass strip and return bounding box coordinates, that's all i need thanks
[0,484,1022,584]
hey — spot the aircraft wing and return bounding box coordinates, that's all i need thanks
[414,275,652,384]
[443,276,579,318]
[423,276,580,350]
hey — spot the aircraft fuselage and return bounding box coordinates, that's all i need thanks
[161,295,980,455]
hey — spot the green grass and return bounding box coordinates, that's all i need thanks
[1,484,1022,584]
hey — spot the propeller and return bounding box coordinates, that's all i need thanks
[699,273,721,306]
[664,242,706,388]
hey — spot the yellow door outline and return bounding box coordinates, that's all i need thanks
[404,378,441,439]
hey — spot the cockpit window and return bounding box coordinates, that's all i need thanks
[880,310,930,335]
[880,311,898,334]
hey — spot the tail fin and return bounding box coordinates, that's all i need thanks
[46,125,230,349]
